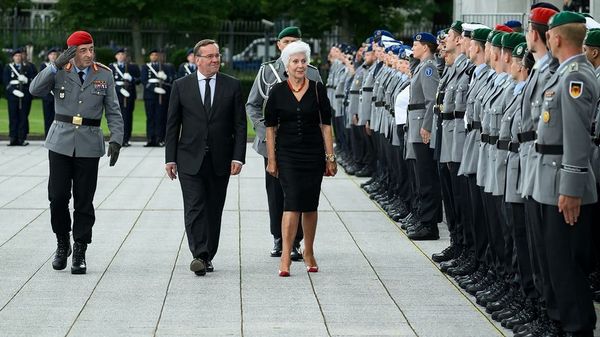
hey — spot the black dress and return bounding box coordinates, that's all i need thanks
[264,80,332,212]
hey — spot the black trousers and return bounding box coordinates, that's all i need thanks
[540,203,596,332]
[179,153,230,261]
[524,197,558,317]
[449,163,472,250]
[467,174,487,261]
[362,129,376,172]
[505,202,536,298]
[412,142,442,225]
[393,127,410,203]
[42,97,55,137]
[439,162,457,240]
[407,158,420,213]
[118,95,135,143]
[144,98,168,143]
[481,192,507,274]
[351,125,365,166]
[7,96,32,142]
[263,157,303,243]
[48,150,100,244]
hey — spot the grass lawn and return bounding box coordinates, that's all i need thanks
[0,98,256,140]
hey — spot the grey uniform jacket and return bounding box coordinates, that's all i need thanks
[452,57,474,163]
[494,82,522,197]
[519,55,557,197]
[591,67,600,184]
[506,83,527,203]
[458,64,491,176]
[431,66,450,151]
[29,62,123,157]
[532,54,599,206]
[245,58,321,157]
[347,65,366,126]
[476,71,501,187]
[440,54,470,163]
[407,56,439,144]
[358,64,375,125]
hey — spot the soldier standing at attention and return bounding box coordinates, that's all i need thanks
[3,48,37,146]
[29,31,124,275]
[533,12,598,336]
[246,26,322,259]
[39,48,59,136]
[109,48,140,147]
[141,49,172,147]
[177,48,196,79]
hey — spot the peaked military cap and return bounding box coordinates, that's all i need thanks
[114,48,125,55]
[501,32,526,50]
[11,48,23,56]
[584,28,600,47]
[278,26,301,40]
[512,42,527,58]
[414,32,437,44]
[450,20,463,34]
[548,11,586,29]
[472,28,492,43]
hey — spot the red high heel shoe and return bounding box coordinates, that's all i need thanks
[306,266,319,273]
[278,270,290,277]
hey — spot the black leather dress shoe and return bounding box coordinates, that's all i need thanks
[190,258,206,276]
[52,233,71,270]
[18,141,29,146]
[432,244,458,263]
[206,260,214,272]
[291,243,302,261]
[122,141,131,147]
[144,142,155,147]
[71,242,87,274]
[270,238,282,257]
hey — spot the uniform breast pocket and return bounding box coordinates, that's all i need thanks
[541,155,560,195]
[92,88,107,96]
[541,98,558,127]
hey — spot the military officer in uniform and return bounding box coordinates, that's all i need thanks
[177,48,196,79]
[39,48,59,136]
[246,26,321,258]
[3,48,37,146]
[29,30,124,275]
[141,48,173,147]
[109,48,140,147]
[532,12,599,337]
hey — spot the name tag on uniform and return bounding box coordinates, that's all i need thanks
[93,80,107,90]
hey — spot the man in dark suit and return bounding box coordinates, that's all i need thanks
[165,39,247,276]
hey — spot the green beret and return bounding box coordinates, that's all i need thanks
[491,32,506,47]
[473,28,492,42]
[278,26,302,40]
[548,11,586,29]
[512,42,527,58]
[487,30,501,43]
[450,20,463,34]
[501,32,526,50]
[585,29,600,47]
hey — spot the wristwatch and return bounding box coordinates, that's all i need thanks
[325,153,336,163]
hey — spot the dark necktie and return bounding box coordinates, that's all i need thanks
[78,71,85,84]
[204,78,212,112]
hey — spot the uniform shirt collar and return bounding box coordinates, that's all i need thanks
[513,80,526,95]
[197,71,216,81]
[557,53,584,73]
[474,63,487,77]
[494,72,508,85]
[73,65,90,76]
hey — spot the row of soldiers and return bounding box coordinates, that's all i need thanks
[327,3,599,337]
[2,47,199,147]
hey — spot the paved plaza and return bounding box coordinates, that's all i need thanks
[0,142,598,337]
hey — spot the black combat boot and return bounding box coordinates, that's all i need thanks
[52,233,72,270]
[71,242,88,274]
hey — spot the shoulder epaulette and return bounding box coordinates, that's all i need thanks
[261,60,277,66]
[569,62,579,72]
[308,64,318,70]
[64,63,73,71]
[93,62,112,73]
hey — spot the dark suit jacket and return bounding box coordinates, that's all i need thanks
[165,72,247,176]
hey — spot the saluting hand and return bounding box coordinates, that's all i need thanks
[558,194,582,226]
[54,46,77,69]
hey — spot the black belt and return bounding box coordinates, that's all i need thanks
[363,87,373,92]
[481,134,489,143]
[472,121,482,130]
[467,123,473,132]
[335,94,344,98]
[509,142,520,153]
[535,143,563,155]
[375,101,385,107]
[384,104,390,110]
[54,113,101,127]
[497,139,510,150]
[349,90,360,94]
[441,113,454,120]
[594,137,600,146]
[454,111,465,119]
[517,130,536,143]
[488,135,499,145]
[326,85,334,89]
[408,103,426,111]
[371,97,377,102]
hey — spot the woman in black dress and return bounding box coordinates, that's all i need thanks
[264,41,337,277]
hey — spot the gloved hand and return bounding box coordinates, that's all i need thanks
[157,70,167,80]
[122,73,133,81]
[107,142,121,167]
[54,46,77,69]
[18,74,28,84]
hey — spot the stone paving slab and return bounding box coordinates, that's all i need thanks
[1,141,588,336]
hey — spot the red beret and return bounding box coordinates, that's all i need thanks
[66,31,94,47]
[495,25,514,33]
[529,7,558,26]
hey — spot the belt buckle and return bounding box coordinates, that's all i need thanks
[72,116,83,126]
